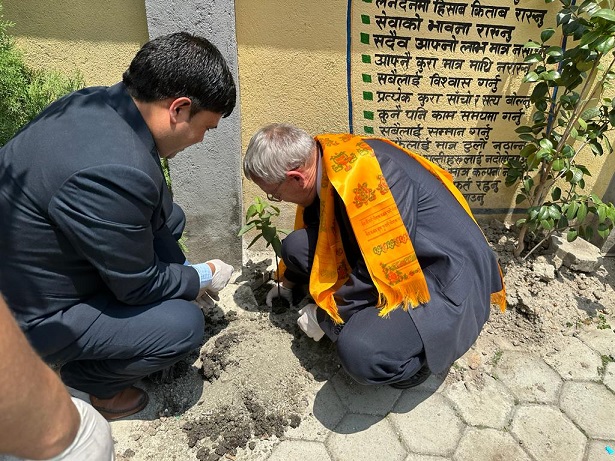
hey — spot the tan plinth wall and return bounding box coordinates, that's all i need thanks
[3,0,148,86]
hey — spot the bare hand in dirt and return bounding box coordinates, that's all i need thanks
[266,283,293,308]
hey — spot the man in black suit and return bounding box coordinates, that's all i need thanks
[243,124,505,389]
[0,32,236,419]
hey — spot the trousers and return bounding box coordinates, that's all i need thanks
[31,204,204,398]
[282,227,425,386]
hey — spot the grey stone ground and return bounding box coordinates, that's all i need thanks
[262,331,615,461]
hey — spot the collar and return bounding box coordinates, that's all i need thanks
[106,82,158,157]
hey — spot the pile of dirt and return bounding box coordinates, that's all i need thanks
[112,222,615,460]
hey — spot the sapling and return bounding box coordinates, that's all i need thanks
[238,197,290,310]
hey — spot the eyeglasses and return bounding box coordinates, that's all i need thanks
[266,181,284,202]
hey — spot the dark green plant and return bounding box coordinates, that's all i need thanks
[0,3,84,146]
[238,196,288,258]
[505,0,615,257]
[238,197,289,303]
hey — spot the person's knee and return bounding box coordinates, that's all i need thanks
[336,332,381,385]
[159,300,204,356]
[281,229,316,275]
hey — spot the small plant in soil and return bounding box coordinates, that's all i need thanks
[238,197,289,312]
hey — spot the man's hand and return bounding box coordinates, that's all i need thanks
[297,303,325,341]
[265,283,293,307]
[199,259,233,300]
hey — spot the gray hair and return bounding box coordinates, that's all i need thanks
[243,123,316,184]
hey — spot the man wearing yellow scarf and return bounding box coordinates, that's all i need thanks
[243,123,505,389]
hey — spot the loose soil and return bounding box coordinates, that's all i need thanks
[112,222,615,461]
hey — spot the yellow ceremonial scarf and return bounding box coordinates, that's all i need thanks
[285,134,506,323]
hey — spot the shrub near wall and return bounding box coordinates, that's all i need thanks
[0,2,83,146]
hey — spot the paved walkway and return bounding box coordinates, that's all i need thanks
[264,325,615,461]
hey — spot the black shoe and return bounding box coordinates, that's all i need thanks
[390,364,432,389]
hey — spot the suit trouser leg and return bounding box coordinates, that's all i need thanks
[281,228,425,385]
[45,297,204,398]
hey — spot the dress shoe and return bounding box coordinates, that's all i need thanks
[90,386,149,421]
[390,363,432,389]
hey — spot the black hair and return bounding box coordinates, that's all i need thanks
[123,32,236,117]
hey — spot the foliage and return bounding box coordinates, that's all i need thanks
[238,196,288,258]
[0,2,84,146]
[505,0,615,257]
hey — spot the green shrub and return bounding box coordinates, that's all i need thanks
[0,2,84,146]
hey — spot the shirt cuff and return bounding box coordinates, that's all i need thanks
[190,263,212,288]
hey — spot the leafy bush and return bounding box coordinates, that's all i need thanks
[506,0,615,257]
[0,3,84,146]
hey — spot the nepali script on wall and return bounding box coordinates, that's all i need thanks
[348,0,560,214]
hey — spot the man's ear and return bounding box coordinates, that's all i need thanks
[287,169,306,186]
[168,97,192,124]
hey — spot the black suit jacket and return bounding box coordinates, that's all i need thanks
[0,83,199,330]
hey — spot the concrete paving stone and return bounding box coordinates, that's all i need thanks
[267,440,331,461]
[510,405,587,461]
[390,390,464,457]
[494,351,562,403]
[285,381,347,442]
[444,375,515,429]
[330,370,401,416]
[560,381,615,440]
[605,362,615,393]
[405,454,451,461]
[585,440,615,461]
[577,328,615,358]
[327,414,407,461]
[543,336,602,381]
[454,427,531,461]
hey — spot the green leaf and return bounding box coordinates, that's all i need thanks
[598,224,611,239]
[541,28,556,42]
[591,8,615,22]
[247,234,262,248]
[552,159,566,171]
[516,194,527,204]
[598,204,607,222]
[548,205,562,219]
[237,222,257,237]
[519,144,537,158]
[271,238,283,258]
[552,187,562,201]
[524,41,542,49]
[525,53,543,63]
[531,82,549,101]
[524,71,540,83]
[577,202,588,222]
[596,36,615,53]
[539,138,554,150]
[566,201,579,219]
[541,218,554,230]
[567,228,578,241]
[523,177,534,193]
[262,225,277,244]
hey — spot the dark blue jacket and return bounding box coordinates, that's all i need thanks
[0,83,199,331]
[309,138,503,374]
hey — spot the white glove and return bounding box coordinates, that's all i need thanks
[266,283,293,308]
[203,259,234,300]
[297,303,325,341]
[51,397,115,460]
